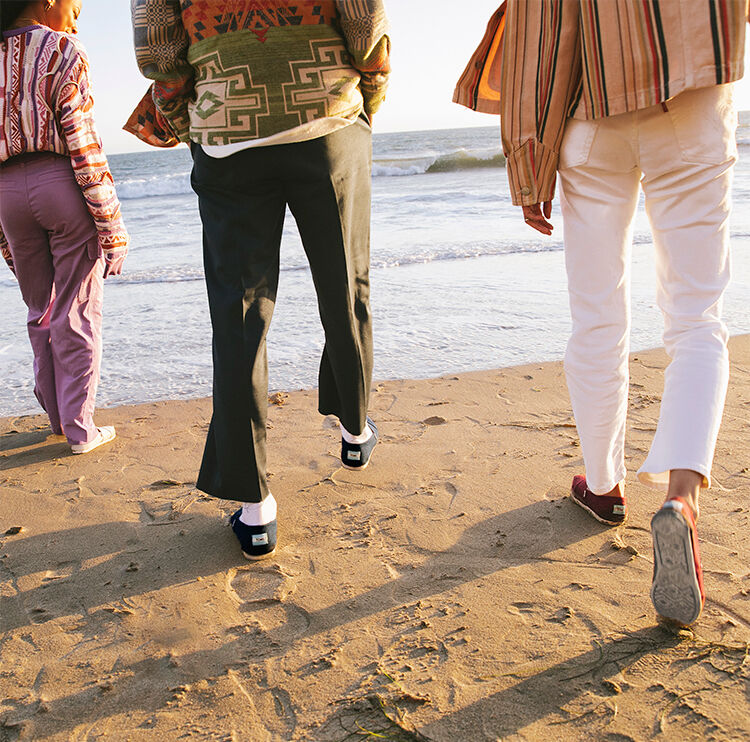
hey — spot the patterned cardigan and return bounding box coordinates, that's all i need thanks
[127,0,390,147]
[0,27,128,271]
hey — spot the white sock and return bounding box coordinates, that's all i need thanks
[240,493,277,526]
[341,422,372,445]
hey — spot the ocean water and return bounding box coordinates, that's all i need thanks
[2,121,750,417]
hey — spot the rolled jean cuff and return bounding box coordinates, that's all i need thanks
[637,464,711,491]
[586,470,627,496]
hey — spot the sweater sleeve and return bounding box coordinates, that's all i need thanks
[500,0,582,206]
[56,40,128,258]
[335,0,391,116]
[131,0,193,142]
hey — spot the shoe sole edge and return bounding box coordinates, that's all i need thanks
[569,490,626,526]
[242,548,277,561]
[71,429,116,454]
[341,460,371,471]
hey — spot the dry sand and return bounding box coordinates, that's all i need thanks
[1,336,749,741]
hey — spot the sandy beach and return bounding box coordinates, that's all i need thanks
[1,336,749,741]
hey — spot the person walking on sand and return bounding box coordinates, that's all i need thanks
[497,0,748,626]
[0,0,128,454]
[127,1,390,560]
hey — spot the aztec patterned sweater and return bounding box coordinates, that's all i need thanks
[129,0,390,147]
[0,26,128,270]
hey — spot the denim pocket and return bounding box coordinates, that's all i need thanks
[667,85,738,165]
[558,118,598,169]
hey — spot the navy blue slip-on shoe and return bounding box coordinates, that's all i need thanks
[341,417,378,470]
[229,509,277,561]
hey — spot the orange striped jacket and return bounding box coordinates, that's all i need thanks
[453,3,507,114]
[499,0,749,206]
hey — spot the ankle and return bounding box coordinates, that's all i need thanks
[666,469,702,519]
[607,482,624,498]
[589,481,623,497]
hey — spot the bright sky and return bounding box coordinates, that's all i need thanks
[77,1,750,155]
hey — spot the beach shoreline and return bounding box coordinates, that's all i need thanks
[1,337,749,740]
[4,125,750,419]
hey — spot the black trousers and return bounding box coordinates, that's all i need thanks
[191,120,373,503]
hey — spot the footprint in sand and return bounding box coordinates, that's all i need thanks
[40,562,76,584]
[225,565,309,641]
[28,605,52,624]
[227,564,294,604]
[507,601,537,617]
[547,606,574,624]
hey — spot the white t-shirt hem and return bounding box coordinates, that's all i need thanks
[201,117,358,158]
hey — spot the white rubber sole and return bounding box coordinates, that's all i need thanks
[71,426,116,455]
[341,459,372,471]
[242,548,276,561]
[650,507,703,626]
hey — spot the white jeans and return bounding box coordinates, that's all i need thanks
[558,84,737,494]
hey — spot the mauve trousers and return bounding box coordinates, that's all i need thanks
[558,84,736,494]
[0,153,103,445]
[191,120,373,503]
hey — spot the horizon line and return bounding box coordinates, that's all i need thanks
[107,113,750,157]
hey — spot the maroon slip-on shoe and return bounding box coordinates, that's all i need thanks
[570,474,627,526]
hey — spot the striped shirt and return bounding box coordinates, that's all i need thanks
[0,26,128,267]
[501,0,749,205]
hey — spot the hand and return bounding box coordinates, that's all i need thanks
[103,254,126,278]
[522,201,554,236]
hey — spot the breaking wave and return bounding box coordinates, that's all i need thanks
[116,149,507,199]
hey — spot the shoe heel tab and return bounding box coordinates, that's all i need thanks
[664,497,699,522]
[665,496,699,523]
[662,499,684,514]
